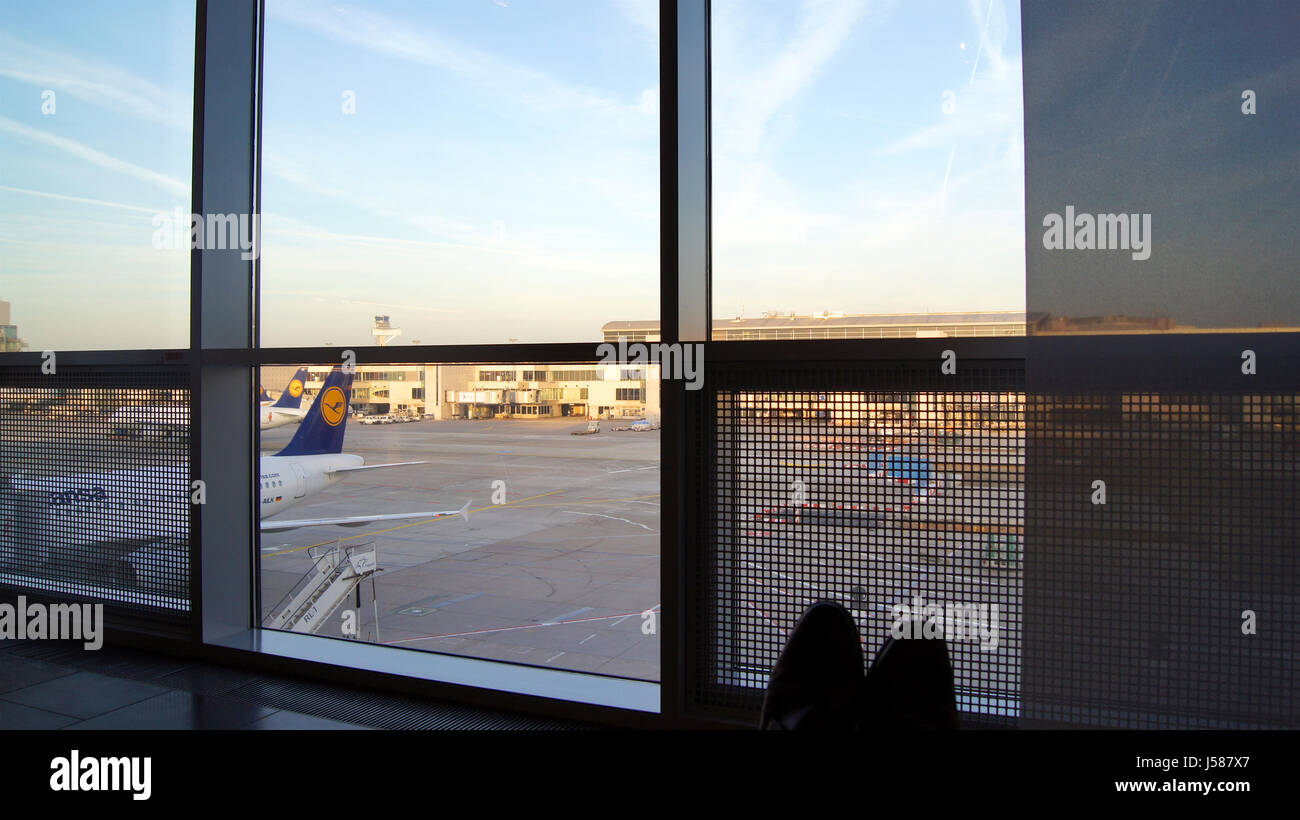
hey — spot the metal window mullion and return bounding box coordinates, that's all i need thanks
[661,0,711,724]
[195,0,259,644]
[675,0,710,344]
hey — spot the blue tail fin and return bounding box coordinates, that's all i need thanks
[258,384,272,403]
[276,367,352,456]
[271,368,311,409]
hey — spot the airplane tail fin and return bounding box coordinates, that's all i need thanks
[275,367,351,456]
[457,500,471,522]
[258,384,272,403]
[271,368,310,409]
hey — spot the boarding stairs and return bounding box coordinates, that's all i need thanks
[264,541,378,633]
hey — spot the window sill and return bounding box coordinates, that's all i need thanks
[209,629,660,714]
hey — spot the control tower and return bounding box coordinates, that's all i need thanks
[371,315,401,346]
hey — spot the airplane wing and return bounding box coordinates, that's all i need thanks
[327,460,428,474]
[260,500,470,533]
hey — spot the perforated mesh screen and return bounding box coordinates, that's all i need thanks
[0,365,191,615]
[1023,391,1299,728]
[688,353,1299,729]
[690,360,1024,721]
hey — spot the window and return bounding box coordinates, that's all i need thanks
[258,0,659,346]
[5,0,1295,735]
[257,361,661,681]
[0,2,196,351]
[710,0,1024,333]
[1023,2,1299,333]
[1016,0,1300,728]
[695,377,1024,718]
[551,369,600,382]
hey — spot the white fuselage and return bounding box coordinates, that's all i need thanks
[4,467,189,560]
[107,406,190,437]
[259,406,307,430]
[3,454,365,559]
[257,453,361,517]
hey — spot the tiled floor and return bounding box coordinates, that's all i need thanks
[0,639,582,730]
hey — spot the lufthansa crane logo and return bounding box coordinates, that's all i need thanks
[288,379,304,398]
[319,386,347,427]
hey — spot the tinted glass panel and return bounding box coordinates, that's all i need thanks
[1024,0,1300,333]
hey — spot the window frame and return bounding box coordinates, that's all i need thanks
[14,0,1291,730]
[180,0,708,727]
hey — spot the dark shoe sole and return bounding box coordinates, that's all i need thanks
[760,599,865,729]
[861,625,961,730]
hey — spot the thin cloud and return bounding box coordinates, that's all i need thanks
[0,116,190,197]
[875,59,1024,155]
[264,149,483,243]
[615,0,658,43]
[710,0,891,252]
[0,184,165,215]
[269,0,616,113]
[712,0,882,159]
[0,31,189,131]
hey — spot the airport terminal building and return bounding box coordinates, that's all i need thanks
[259,362,659,422]
[258,312,1025,423]
[259,310,1294,431]
[602,310,1027,343]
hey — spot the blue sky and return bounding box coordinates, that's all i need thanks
[711,0,1024,319]
[0,0,1024,350]
[0,0,194,350]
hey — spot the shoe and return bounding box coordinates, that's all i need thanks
[759,600,864,729]
[860,619,961,730]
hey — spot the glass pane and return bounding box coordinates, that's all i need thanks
[1024,0,1300,334]
[0,1,195,351]
[711,0,1025,338]
[256,361,661,681]
[259,1,659,346]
